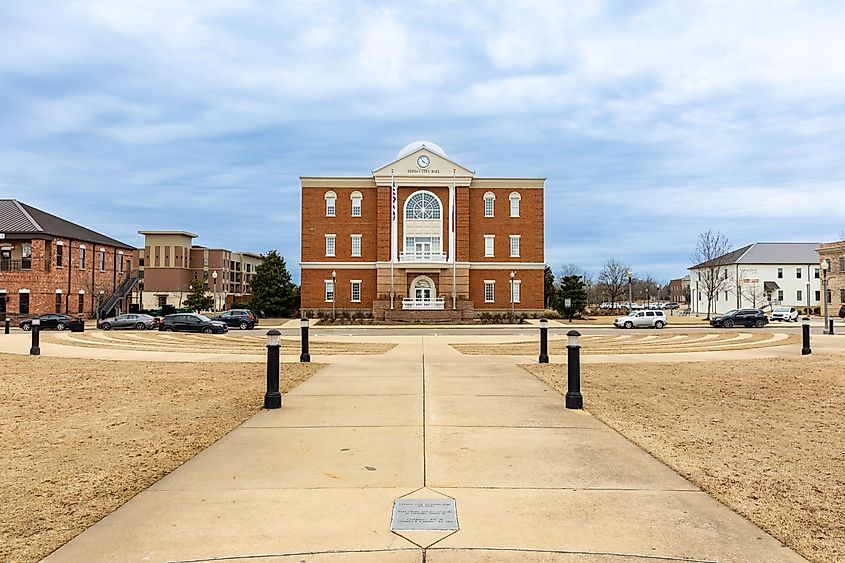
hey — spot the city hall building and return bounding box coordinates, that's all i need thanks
[300,142,545,320]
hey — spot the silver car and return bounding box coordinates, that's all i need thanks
[99,314,158,330]
[614,310,668,329]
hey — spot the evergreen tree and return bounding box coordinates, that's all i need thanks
[249,250,298,317]
[544,266,557,309]
[184,277,213,312]
[556,275,588,322]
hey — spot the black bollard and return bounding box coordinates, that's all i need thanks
[829,319,835,335]
[264,329,282,409]
[30,318,41,356]
[538,318,549,363]
[801,317,811,355]
[300,316,310,363]
[565,330,583,409]
[4,317,9,335]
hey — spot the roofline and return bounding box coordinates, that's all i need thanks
[13,201,42,231]
[372,146,476,176]
[299,176,547,181]
[138,230,199,237]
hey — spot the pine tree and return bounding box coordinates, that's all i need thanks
[556,275,588,322]
[184,277,213,312]
[249,250,298,317]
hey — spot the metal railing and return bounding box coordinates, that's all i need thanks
[98,269,141,318]
[402,297,446,310]
[0,259,31,272]
[399,251,447,263]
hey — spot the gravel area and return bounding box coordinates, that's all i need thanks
[523,355,845,563]
[0,354,324,563]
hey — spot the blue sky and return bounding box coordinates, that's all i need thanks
[2,1,844,284]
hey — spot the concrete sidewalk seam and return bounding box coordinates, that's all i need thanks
[426,546,719,562]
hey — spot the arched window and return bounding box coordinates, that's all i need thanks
[350,191,362,217]
[483,192,495,217]
[324,191,336,217]
[509,192,521,217]
[403,191,443,261]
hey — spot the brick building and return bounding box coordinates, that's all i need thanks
[668,276,690,305]
[817,240,845,310]
[136,231,263,310]
[300,141,545,320]
[0,200,135,320]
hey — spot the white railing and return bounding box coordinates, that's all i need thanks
[399,251,447,263]
[402,297,446,310]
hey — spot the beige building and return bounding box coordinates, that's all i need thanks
[136,231,263,310]
[817,240,845,310]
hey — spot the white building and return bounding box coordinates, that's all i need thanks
[689,242,821,315]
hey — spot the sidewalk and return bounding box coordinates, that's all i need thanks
[43,337,808,562]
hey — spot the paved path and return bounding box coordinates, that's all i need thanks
[42,337,810,562]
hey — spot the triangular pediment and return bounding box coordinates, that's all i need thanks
[373,146,474,187]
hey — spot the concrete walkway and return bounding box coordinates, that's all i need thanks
[43,337,808,562]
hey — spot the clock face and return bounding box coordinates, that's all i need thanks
[417,155,430,168]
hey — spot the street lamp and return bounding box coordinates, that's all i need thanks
[821,258,830,333]
[212,270,218,312]
[331,270,337,320]
[627,269,633,311]
[510,271,515,317]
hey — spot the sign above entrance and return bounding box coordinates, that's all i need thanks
[373,146,475,187]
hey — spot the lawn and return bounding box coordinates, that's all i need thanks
[0,354,323,563]
[523,354,845,563]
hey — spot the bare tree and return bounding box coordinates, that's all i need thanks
[740,282,767,308]
[558,263,594,303]
[690,229,734,319]
[597,259,630,308]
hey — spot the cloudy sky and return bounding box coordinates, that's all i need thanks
[2,0,843,283]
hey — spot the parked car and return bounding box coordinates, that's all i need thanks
[663,302,680,310]
[159,313,228,333]
[19,314,76,331]
[770,306,799,322]
[839,304,845,319]
[211,309,258,330]
[99,314,159,330]
[709,309,768,328]
[613,309,668,329]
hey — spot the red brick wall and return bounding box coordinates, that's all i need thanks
[467,188,543,263]
[469,268,544,310]
[302,186,379,263]
[300,268,377,310]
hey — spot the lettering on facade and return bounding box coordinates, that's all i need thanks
[405,168,441,174]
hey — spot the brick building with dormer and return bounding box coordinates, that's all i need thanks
[300,142,545,320]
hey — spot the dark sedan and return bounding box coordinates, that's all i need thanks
[20,314,76,331]
[710,308,768,328]
[211,309,258,330]
[159,313,228,334]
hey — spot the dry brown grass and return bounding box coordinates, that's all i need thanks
[523,355,845,563]
[453,331,801,356]
[0,353,324,563]
[44,331,395,355]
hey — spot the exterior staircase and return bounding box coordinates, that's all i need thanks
[98,270,140,319]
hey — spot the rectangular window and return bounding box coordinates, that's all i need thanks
[0,294,6,314]
[325,235,336,257]
[350,280,361,302]
[325,280,334,302]
[777,267,783,279]
[511,280,521,303]
[724,291,729,301]
[79,247,86,270]
[509,235,520,258]
[56,244,63,268]
[510,196,520,217]
[777,290,784,302]
[814,267,820,279]
[484,235,495,257]
[351,197,362,217]
[797,290,803,302]
[55,292,62,313]
[21,242,32,269]
[326,197,336,217]
[99,250,105,272]
[484,281,495,303]
[118,254,124,273]
[840,257,845,273]
[78,293,84,313]
[19,292,30,315]
[796,267,802,279]
[841,288,845,303]
[815,290,821,302]
[351,235,362,257]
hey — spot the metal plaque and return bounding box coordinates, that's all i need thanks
[390,498,458,531]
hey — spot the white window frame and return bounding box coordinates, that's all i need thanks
[324,280,335,302]
[483,192,495,217]
[324,191,337,217]
[350,191,362,217]
[99,248,106,272]
[509,192,521,217]
[511,279,521,303]
[484,235,495,257]
[484,280,495,303]
[351,234,362,257]
[350,280,361,302]
[79,246,86,270]
[325,234,336,257]
[509,235,520,258]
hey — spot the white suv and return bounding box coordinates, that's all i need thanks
[614,310,668,329]
[770,306,798,322]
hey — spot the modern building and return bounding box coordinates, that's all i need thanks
[689,242,821,315]
[0,200,136,319]
[816,240,845,311]
[300,141,545,320]
[136,231,263,310]
[668,276,690,305]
